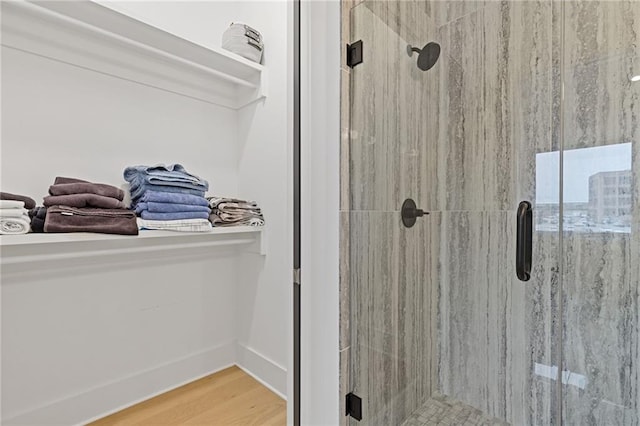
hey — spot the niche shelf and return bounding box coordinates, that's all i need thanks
[1,1,267,109]
[0,226,265,266]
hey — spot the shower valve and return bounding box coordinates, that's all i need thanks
[401,198,428,228]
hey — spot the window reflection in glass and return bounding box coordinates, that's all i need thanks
[536,142,632,233]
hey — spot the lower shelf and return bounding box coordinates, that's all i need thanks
[0,226,265,265]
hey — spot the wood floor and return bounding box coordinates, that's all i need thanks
[88,366,286,425]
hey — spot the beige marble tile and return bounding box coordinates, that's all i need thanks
[438,210,558,424]
[341,69,351,212]
[427,0,486,27]
[401,393,509,426]
[561,232,638,425]
[340,212,351,350]
[562,1,640,151]
[433,1,554,211]
[349,211,439,425]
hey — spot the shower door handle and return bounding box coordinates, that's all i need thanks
[516,201,532,282]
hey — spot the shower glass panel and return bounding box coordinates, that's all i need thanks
[560,1,640,424]
[348,1,559,424]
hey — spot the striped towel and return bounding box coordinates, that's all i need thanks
[137,218,212,233]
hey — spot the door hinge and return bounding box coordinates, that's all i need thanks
[345,392,362,421]
[346,40,363,68]
[293,268,301,285]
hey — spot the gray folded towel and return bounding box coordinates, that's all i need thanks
[1,191,36,209]
[43,193,126,209]
[44,206,138,235]
[49,182,124,201]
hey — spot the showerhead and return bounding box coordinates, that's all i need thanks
[407,42,441,71]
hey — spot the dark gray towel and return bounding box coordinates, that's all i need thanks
[49,182,124,201]
[44,206,138,235]
[53,177,89,185]
[1,192,36,209]
[28,207,47,233]
[43,193,126,209]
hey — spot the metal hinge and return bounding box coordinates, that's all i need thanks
[293,268,301,285]
[345,392,362,421]
[346,40,363,68]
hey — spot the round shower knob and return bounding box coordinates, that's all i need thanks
[401,198,428,228]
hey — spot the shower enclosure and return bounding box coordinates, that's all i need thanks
[342,0,639,424]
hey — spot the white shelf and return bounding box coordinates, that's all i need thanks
[1,1,267,110]
[0,226,265,265]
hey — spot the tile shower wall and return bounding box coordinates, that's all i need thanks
[433,2,559,424]
[561,1,640,424]
[348,3,439,424]
[343,1,638,425]
[346,0,558,424]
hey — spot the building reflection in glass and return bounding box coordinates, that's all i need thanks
[536,142,632,233]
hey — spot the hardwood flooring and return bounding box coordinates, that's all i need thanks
[88,366,286,425]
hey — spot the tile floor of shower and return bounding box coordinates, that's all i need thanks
[400,394,508,426]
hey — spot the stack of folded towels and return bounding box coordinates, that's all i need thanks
[42,177,138,235]
[222,22,264,63]
[207,196,265,227]
[0,192,36,235]
[124,164,212,232]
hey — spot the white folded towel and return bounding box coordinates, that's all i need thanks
[0,217,31,234]
[222,22,264,63]
[137,218,212,233]
[0,200,25,209]
[0,208,29,218]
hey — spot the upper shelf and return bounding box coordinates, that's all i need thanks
[1,1,267,110]
[0,226,265,266]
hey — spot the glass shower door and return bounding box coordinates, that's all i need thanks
[560,1,640,424]
[348,1,558,424]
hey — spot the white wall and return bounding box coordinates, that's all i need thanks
[1,1,292,424]
[301,1,341,425]
[100,0,293,398]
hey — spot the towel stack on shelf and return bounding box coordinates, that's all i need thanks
[222,22,264,63]
[124,164,212,232]
[42,177,138,235]
[0,199,32,235]
[207,196,265,227]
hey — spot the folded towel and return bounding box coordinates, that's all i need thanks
[0,208,30,218]
[0,200,25,209]
[53,177,88,185]
[209,213,265,227]
[43,193,126,209]
[222,23,264,63]
[129,185,207,206]
[140,191,209,206]
[29,207,47,233]
[0,216,31,234]
[208,197,261,211]
[140,211,210,221]
[136,202,210,214]
[1,192,36,209]
[137,218,212,232]
[124,164,208,194]
[206,196,265,227]
[44,206,138,235]
[49,182,124,201]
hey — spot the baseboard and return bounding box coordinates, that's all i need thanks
[236,342,287,399]
[2,342,236,426]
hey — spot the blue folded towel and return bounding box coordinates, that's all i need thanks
[124,164,207,187]
[129,185,206,205]
[135,202,210,214]
[124,164,209,202]
[141,191,209,206]
[140,211,210,220]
